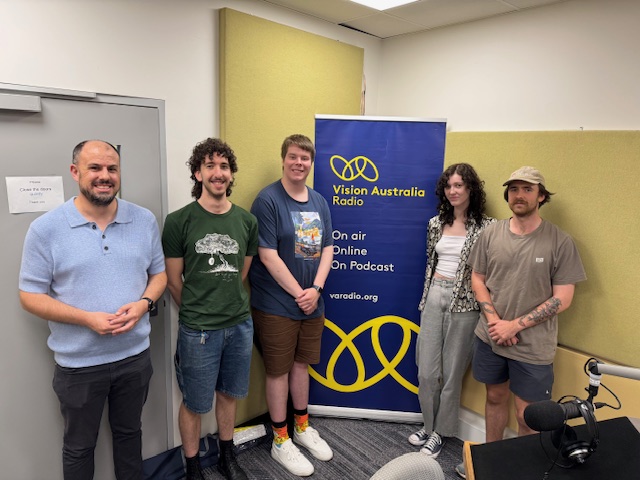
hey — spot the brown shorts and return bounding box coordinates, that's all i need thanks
[252,308,325,376]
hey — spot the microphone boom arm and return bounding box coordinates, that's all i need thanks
[589,361,640,381]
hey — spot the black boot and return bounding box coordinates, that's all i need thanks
[185,453,205,480]
[217,440,248,480]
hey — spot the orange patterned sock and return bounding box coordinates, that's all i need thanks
[294,413,309,433]
[272,424,289,446]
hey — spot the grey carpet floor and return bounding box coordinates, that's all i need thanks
[203,417,463,480]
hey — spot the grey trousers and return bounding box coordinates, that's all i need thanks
[416,278,479,437]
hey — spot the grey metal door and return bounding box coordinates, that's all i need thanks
[0,86,170,480]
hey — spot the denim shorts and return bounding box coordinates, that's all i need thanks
[175,318,253,414]
[472,336,554,402]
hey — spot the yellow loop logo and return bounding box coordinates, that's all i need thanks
[309,316,419,393]
[330,155,379,182]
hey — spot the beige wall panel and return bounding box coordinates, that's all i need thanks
[219,8,363,424]
[220,8,363,211]
[446,131,640,368]
[451,131,640,430]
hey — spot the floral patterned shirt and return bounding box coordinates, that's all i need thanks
[418,214,496,313]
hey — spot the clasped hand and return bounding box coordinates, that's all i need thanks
[87,300,147,335]
[487,318,520,347]
[295,288,320,316]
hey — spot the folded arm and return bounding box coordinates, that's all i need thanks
[259,246,333,316]
[19,288,145,336]
[486,282,575,346]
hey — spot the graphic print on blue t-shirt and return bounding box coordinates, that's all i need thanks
[195,233,240,277]
[292,211,322,259]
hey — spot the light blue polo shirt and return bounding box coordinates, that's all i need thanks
[19,197,165,368]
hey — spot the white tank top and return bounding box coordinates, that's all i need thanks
[434,235,466,278]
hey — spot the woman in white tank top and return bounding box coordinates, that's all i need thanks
[410,164,496,474]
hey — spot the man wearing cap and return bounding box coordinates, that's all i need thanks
[468,166,586,444]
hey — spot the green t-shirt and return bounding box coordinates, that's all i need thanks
[162,202,258,330]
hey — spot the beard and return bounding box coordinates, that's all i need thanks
[510,201,537,217]
[80,183,118,207]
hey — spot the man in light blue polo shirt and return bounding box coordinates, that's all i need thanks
[19,140,167,480]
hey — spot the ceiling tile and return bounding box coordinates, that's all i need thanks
[261,0,377,24]
[505,0,569,7]
[387,0,515,29]
[258,0,571,38]
[342,13,427,38]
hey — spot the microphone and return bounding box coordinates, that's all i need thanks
[586,366,602,403]
[524,399,599,432]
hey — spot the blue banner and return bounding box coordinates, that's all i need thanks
[311,116,446,414]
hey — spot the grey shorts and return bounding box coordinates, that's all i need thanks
[472,336,554,402]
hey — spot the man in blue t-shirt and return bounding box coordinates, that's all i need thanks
[250,134,334,477]
[19,140,167,480]
[163,138,258,480]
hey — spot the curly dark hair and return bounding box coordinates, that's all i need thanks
[503,184,554,208]
[187,138,237,199]
[435,163,487,226]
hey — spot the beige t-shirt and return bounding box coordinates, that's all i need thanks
[468,219,586,364]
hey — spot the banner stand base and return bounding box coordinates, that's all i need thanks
[308,404,422,423]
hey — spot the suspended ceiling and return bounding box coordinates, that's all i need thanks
[259,0,571,38]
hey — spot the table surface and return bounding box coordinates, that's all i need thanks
[463,417,640,480]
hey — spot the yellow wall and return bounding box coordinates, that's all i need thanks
[447,131,640,428]
[219,8,364,424]
[219,8,364,210]
[446,131,640,368]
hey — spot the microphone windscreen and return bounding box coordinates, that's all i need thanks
[524,400,566,431]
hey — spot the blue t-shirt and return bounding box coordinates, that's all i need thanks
[19,198,165,368]
[249,181,333,320]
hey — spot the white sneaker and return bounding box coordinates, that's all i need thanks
[408,427,430,446]
[271,439,314,477]
[294,426,334,461]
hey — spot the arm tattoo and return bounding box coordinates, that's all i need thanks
[478,301,496,316]
[518,297,562,327]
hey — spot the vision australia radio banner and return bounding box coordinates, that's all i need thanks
[311,115,446,414]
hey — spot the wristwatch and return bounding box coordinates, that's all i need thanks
[311,285,323,294]
[141,297,156,312]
